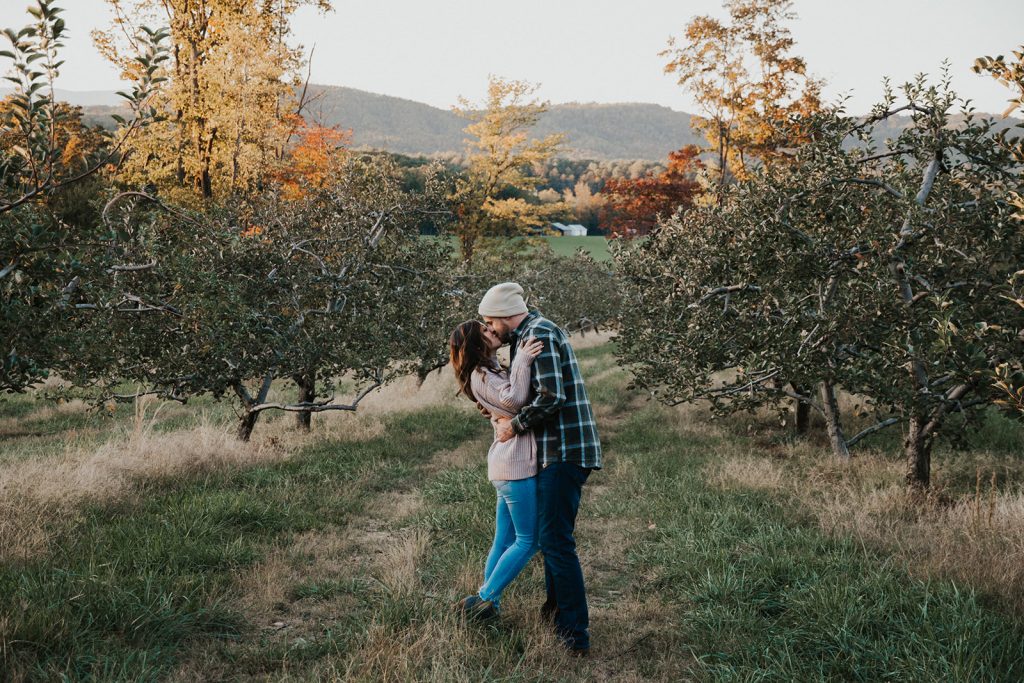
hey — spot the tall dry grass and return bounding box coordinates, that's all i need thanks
[0,364,470,563]
[665,381,1024,616]
[810,454,1024,615]
[710,441,1024,616]
[0,398,282,562]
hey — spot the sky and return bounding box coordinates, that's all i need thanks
[7,0,1024,115]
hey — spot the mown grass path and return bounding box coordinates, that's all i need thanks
[2,342,1023,681]
[1,409,486,680]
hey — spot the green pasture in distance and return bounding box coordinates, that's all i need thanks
[542,235,611,261]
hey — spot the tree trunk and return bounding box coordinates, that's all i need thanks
[200,127,216,199]
[890,155,942,490]
[232,372,274,443]
[791,383,811,435]
[230,124,243,191]
[819,381,850,459]
[904,415,931,491]
[294,369,315,432]
[460,232,476,264]
[173,46,186,187]
[237,410,260,442]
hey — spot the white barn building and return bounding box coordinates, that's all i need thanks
[550,222,588,237]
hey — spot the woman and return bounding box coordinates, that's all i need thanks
[449,320,543,620]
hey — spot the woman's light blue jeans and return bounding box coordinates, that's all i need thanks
[478,476,539,607]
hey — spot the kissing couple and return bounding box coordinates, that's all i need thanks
[447,282,602,656]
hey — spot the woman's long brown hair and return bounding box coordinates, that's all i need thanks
[449,320,499,403]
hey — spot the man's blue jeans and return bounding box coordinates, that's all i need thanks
[478,476,539,607]
[538,462,592,650]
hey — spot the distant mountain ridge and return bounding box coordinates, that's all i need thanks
[302,85,701,160]
[37,88,124,107]
[0,84,699,161]
[5,85,1018,162]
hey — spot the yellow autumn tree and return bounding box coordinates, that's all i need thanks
[93,0,331,201]
[662,0,822,193]
[451,76,567,263]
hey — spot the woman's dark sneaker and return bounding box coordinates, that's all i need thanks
[455,594,499,622]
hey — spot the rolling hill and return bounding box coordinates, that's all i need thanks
[296,85,701,160]
[6,85,1019,162]
[14,84,698,161]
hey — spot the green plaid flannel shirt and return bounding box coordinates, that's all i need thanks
[509,311,602,469]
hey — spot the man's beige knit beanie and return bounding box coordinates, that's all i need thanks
[478,282,528,317]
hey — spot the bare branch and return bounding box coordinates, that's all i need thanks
[854,148,914,164]
[366,206,401,249]
[847,417,904,447]
[0,258,19,280]
[796,323,821,357]
[780,388,824,415]
[703,369,782,397]
[677,368,825,415]
[101,191,204,229]
[950,145,1022,181]
[843,104,935,138]
[277,44,324,157]
[74,292,182,316]
[832,177,903,199]
[289,244,330,275]
[249,380,382,415]
[689,283,761,308]
[910,291,930,306]
[112,389,187,404]
[107,261,157,273]
[921,383,980,439]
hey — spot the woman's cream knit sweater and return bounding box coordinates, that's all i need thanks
[470,352,536,482]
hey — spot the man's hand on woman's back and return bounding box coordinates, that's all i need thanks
[495,416,515,443]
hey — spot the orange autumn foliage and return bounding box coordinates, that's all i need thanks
[274,119,352,201]
[240,224,264,238]
[602,145,704,238]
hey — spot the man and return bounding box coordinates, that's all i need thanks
[478,281,602,655]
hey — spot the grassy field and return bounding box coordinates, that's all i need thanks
[2,338,1023,681]
[541,235,611,261]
